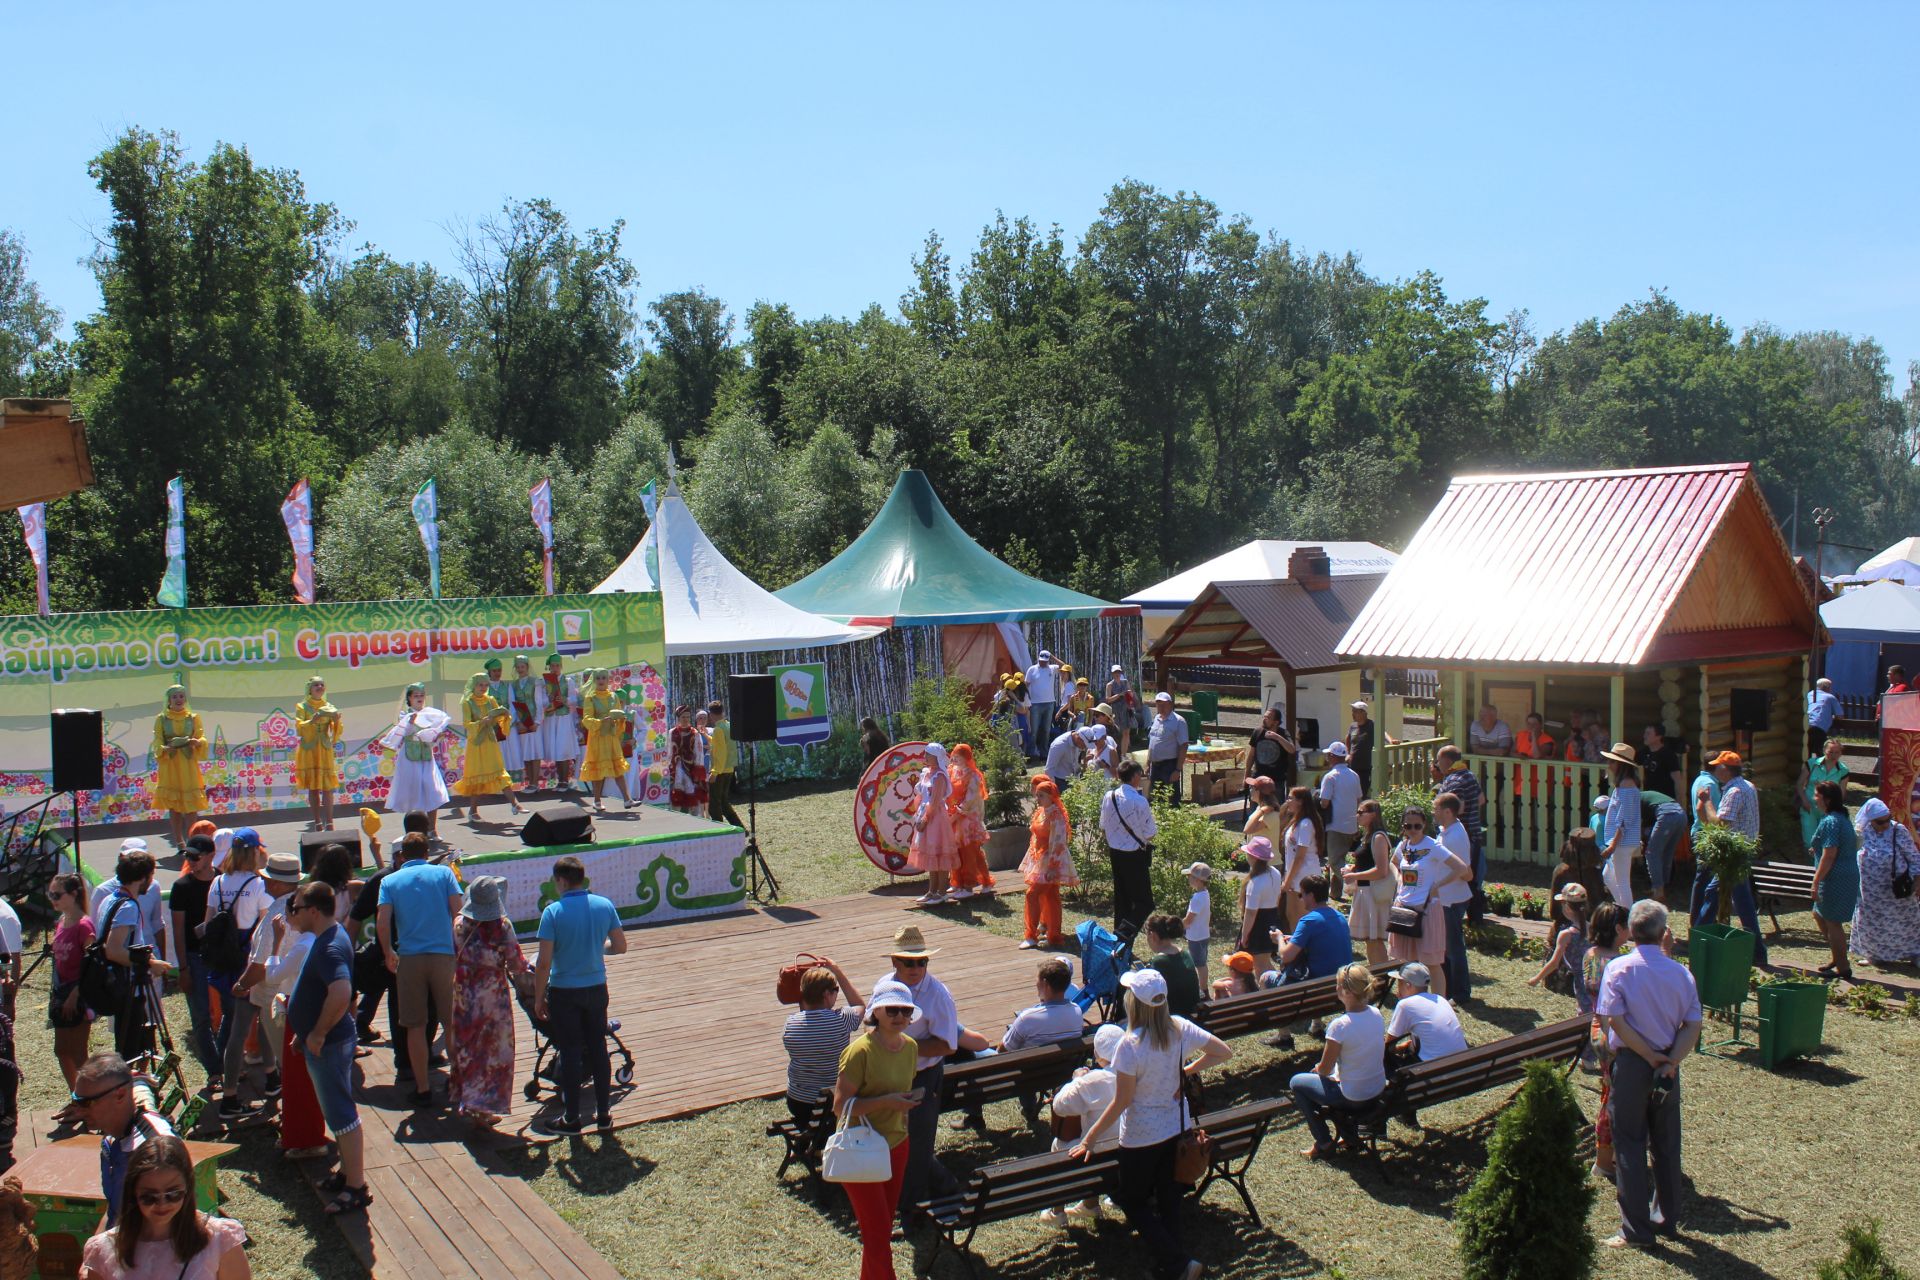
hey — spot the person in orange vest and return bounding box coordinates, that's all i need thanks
[1514,712,1557,797]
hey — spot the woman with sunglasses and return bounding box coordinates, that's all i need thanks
[1388,808,1468,999]
[81,1133,250,1279]
[47,872,96,1090]
[1342,801,1396,965]
[830,980,922,1280]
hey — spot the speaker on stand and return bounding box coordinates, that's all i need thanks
[50,708,105,874]
[726,673,781,903]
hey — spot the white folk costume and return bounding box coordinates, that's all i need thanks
[537,657,582,766]
[381,687,452,814]
[501,655,544,770]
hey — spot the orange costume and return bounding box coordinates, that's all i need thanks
[1020,777,1077,946]
[948,744,994,893]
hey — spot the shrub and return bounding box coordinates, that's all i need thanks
[1817,1218,1914,1280]
[900,675,990,751]
[1377,779,1438,826]
[1692,826,1758,921]
[1454,1059,1596,1280]
[1063,775,1240,936]
[979,729,1028,830]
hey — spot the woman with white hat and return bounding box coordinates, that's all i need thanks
[1851,798,1920,967]
[906,744,960,905]
[1598,741,1644,905]
[449,875,528,1128]
[1226,836,1284,995]
[1069,967,1231,1280]
[831,980,922,1280]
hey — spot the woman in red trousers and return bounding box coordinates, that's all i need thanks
[831,982,921,1280]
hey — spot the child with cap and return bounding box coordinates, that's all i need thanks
[1039,1022,1126,1224]
[1527,883,1595,1009]
[1181,863,1212,982]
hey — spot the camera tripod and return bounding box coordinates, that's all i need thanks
[741,742,780,903]
[117,950,203,1131]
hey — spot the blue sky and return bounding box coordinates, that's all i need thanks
[7,3,1917,382]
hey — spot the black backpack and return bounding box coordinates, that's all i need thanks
[79,897,136,1017]
[200,874,261,974]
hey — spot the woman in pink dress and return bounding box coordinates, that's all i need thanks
[450,875,529,1127]
[907,744,960,905]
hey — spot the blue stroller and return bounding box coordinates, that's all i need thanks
[1073,919,1134,1022]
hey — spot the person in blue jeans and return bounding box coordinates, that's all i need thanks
[533,855,628,1133]
[1689,751,1770,967]
[1261,875,1352,1050]
[286,880,370,1215]
[164,837,221,1079]
[1289,963,1388,1157]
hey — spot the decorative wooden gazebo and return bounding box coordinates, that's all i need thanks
[1336,462,1821,863]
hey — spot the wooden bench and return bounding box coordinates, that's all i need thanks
[1193,961,1399,1043]
[1351,1015,1591,1172]
[919,1098,1290,1269]
[769,1038,1092,1181]
[1750,860,1817,937]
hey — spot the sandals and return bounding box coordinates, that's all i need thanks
[324,1184,373,1215]
[1300,1142,1337,1160]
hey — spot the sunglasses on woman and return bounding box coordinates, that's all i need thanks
[1402,821,1425,831]
[136,1187,188,1209]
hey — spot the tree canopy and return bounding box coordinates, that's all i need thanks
[2,127,1915,618]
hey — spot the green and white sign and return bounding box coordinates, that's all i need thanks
[768,661,830,746]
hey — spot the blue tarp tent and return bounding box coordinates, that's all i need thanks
[1821,580,1920,698]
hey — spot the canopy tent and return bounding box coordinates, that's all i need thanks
[1836,536,1920,588]
[592,480,879,656]
[1821,579,1920,699]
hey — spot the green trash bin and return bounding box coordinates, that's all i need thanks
[1178,710,1203,742]
[1688,922,1756,1012]
[1757,981,1827,1069]
[1189,690,1220,727]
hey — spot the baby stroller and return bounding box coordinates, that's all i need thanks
[1073,919,1133,1023]
[512,973,636,1102]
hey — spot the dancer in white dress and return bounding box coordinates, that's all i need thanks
[500,653,545,791]
[537,653,583,793]
[378,683,451,837]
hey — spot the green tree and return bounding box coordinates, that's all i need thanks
[576,412,675,586]
[1453,1059,1595,1280]
[1817,1218,1914,1280]
[682,410,794,585]
[626,288,741,445]
[0,229,67,396]
[309,250,467,446]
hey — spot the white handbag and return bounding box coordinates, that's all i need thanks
[821,1100,893,1184]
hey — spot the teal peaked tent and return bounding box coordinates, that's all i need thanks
[775,470,1134,625]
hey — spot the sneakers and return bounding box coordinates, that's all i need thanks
[263,1072,282,1099]
[217,1098,248,1121]
[1037,1207,1066,1226]
[1262,1033,1296,1051]
[1018,939,1039,950]
[915,892,948,906]
[947,887,974,901]
[542,1115,586,1135]
[1064,1199,1101,1220]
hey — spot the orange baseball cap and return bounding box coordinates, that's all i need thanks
[1709,750,1743,768]
[1226,951,1257,974]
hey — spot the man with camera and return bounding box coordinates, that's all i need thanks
[96,848,173,1060]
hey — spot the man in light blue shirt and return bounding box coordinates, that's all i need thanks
[1689,752,1768,966]
[1025,651,1060,746]
[1317,743,1363,899]
[376,833,461,1104]
[1805,678,1840,754]
[1000,957,1088,1050]
[534,855,626,1132]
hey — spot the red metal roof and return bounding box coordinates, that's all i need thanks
[1336,463,1811,668]
[1152,576,1385,674]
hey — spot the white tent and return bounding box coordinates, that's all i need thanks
[591,481,881,656]
[1839,536,1920,587]
[1125,540,1398,640]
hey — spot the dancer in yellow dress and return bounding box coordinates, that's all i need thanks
[152,683,208,849]
[294,675,343,831]
[579,669,632,813]
[453,671,524,823]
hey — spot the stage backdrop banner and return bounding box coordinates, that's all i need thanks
[0,594,668,827]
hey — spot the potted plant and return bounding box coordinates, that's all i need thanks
[1486,884,1517,917]
[1690,825,1760,1013]
[979,728,1031,871]
[1518,890,1545,921]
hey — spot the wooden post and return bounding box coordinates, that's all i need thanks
[1449,670,1468,745]
[1609,673,1626,748]
[1371,666,1388,790]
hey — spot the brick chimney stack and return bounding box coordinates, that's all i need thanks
[1288,546,1332,591]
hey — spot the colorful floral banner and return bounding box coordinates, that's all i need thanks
[0,593,666,826]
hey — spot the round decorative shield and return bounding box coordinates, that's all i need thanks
[855,741,934,875]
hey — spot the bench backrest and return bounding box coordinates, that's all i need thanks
[942,1037,1090,1111]
[1750,860,1816,896]
[958,1146,1121,1227]
[1193,1098,1289,1163]
[1395,1016,1590,1112]
[1193,960,1397,1040]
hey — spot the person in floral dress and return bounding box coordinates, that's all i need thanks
[1019,776,1077,949]
[450,875,528,1127]
[947,743,995,899]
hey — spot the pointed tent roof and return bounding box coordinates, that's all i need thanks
[1125,541,1398,611]
[1821,579,1920,638]
[591,481,880,656]
[774,470,1135,625]
[1841,536,1920,587]
[1337,462,1819,668]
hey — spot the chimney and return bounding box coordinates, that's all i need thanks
[1288,546,1332,591]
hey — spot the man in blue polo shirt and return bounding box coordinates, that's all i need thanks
[1262,874,1353,1049]
[376,833,460,1106]
[534,855,627,1133]
[288,880,369,1215]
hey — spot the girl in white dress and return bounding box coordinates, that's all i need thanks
[378,683,451,834]
[537,653,583,793]
[500,654,545,792]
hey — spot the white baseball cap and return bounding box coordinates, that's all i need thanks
[1110,664,1124,673]
[1351,700,1369,710]
[1038,649,1052,660]
[1153,691,1173,704]
[1325,741,1349,759]
[1093,1023,1126,1063]
[1119,968,1169,1006]
[117,836,149,854]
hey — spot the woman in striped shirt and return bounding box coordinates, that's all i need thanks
[781,960,866,1125]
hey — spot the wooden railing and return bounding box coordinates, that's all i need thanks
[1380,736,1449,789]
[1465,753,1610,865]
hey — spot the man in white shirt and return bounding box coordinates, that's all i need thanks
[1468,704,1514,757]
[1317,743,1363,900]
[876,925,962,1229]
[1146,692,1190,803]
[1384,962,1468,1067]
[1433,793,1475,1001]
[1101,761,1159,942]
[1025,651,1060,749]
[221,852,302,1119]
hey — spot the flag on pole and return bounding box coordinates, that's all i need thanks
[16,503,49,617]
[157,476,187,608]
[640,479,659,589]
[281,478,315,604]
[529,477,555,596]
[411,478,441,600]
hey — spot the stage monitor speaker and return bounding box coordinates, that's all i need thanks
[51,708,105,792]
[730,672,778,743]
[522,802,595,847]
[1729,688,1772,733]
[1295,717,1321,752]
[300,830,364,872]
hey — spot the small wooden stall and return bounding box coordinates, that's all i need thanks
[1336,463,1821,864]
[0,398,93,508]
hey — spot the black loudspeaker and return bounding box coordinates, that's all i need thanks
[51,708,105,792]
[730,672,777,743]
[300,830,363,872]
[521,802,595,847]
[1295,717,1321,752]
[1729,688,1772,733]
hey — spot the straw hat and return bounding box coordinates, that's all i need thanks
[1599,741,1641,769]
[886,924,940,958]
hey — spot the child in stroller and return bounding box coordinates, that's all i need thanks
[511,971,636,1103]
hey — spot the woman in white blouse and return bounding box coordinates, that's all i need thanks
[1288,962,1388,1157]
[1387,808,1470,999]
[1281,785,1324,928]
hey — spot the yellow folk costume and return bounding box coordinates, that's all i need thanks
[579,672,628,783]
[294,678,343,789]
[453,673,515,796]
[151,684,208,812]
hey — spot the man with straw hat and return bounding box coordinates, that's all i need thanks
[873,924,962,1229]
